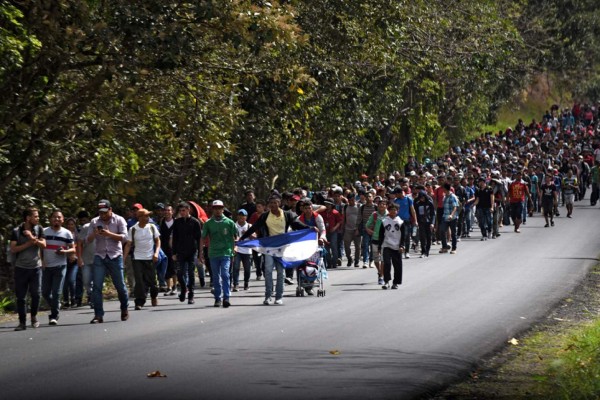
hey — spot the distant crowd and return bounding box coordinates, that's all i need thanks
[9,102,600,330]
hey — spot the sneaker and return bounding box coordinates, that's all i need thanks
[514,229,521,233]
[567,214,572,218]
[274,299,283,305]
[232,286,239,292]
[404,253,410,259]
[481,236,486,241]
[284,277,294,285]
[14,324,26,331]
[178,292,186,302]
[223,299,231,308]
[419,254,424,258]
[369,262,374,268]
[450,250,456,254]
[263,297,273,305]
[134,305,142,310]
[244,284,249,290]
[544,223,549,227]
[214,300,222,307]
[256,276,262,281]
[382,282,389,290]
[347,258,352,267]
[439,248,448,253]
[354,264,360,268]
[121,310,129,321]
[49,318,58,325]
[188,298,195,305]
[31,318,39,328]
[362,263,368,269]
[336,259,342,266]
[306,288,314,296]
[551,221,554,226]
[378,278,384,285]
[90,316,103,324]
[391,284,399,289]
[169,289,176,296]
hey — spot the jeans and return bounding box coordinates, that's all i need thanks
[440,219,458,251]
[155,256,167,287]
[264,254,285,300]
[232,253,252,286]
[210,256,231,301]
[132,259,158,306]
[176,256,196,299]
[361,231,372,264]
[401,220,412,251]
[326,231,339,268]
[476,208,492,237]
[42,265,66,320]
[417,221,432,256]
[92,255,129,317]
[252,250,264,278]
[81,263,94,302]
[63,262,78,304]
[14,267,41,324]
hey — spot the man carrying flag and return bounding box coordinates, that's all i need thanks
[239,194,309,305]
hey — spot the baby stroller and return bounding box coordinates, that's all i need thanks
[296,247,327,297]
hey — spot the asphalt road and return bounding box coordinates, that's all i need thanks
[1,202,599,400]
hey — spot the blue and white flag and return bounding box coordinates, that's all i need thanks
[237,229,318,269]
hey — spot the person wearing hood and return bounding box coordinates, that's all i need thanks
[414,191,435,258]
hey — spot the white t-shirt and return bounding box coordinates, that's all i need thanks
[128,223,159,260]
[235,222,252,255]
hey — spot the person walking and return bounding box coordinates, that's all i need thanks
[10,208,46,331]
[172,202,202,305]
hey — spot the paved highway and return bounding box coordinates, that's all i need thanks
[1,203,598,400]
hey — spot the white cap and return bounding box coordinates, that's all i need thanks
[212,200,224,207]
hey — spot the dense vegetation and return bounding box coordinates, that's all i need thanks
[1,0,599,228]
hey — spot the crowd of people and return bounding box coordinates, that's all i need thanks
[8,102,600,330]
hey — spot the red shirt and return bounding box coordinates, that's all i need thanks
[509,181,527,203]
[319,209,343,233]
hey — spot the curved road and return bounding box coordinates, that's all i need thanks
[1,202,599,400]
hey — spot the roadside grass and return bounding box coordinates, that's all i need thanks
[433,263,600,400]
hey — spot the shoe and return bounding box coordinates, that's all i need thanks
[450,250,456,254]
[515,229,521,233]
[382,282,389,290]
[347,258,352,267]
[362,264,367,269]
[90,316,103,324]
[466,234,471,238]
[263,297,273,305]
[151,298,158,307]
[567,214,572,218]
[336,259,342,266]
[369,262,374,268]
[544,223,549,227]
[31,318,39,328]
[274,299,283,305]
[158,286,168,293]
[200,281,206,288]
[134,305,142,310]
[496,233,501,237]
[439,249,448,253]
[232,286,239,292]
[244,284,249,290]
[188,298,195,305]
[169,289,176,296]
[306,288,314,296]
[256,276,262,281]
[210,288,215,294]
[178,292,186,302]
[284,277,294,285]
[551,221,554,226]
[391,284,398,289]
[481,236,486,241]
[63,302,70,309]
[378,277,384,285]
[214,300,222,307]
[354,264,360,268]
[121,310,129,321]
[492,235,497,239]
[419,254,424,258]
[223,299,231,308]
[49,318,58,325]
[14,324,26,331]
[404,253,410,259]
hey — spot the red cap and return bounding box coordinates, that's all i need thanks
[131,203,143,210]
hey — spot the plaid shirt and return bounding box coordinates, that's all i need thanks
[443,193,460,221]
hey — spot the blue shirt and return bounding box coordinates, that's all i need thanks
[393,196,413,221]
[443,193,460,220]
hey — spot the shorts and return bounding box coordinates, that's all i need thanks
[541,200,554,217]
[564,194,575,205]
[370,241,382,263]
[510,202,523,221]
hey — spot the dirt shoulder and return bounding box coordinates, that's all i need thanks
[429,262,600,399]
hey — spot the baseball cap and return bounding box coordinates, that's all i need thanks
[212,200,224,207]
[154,202,165,210]
[291,194,301,201]
[237,209,248,216]
[98,200,111,212]
[131,203,143,210]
